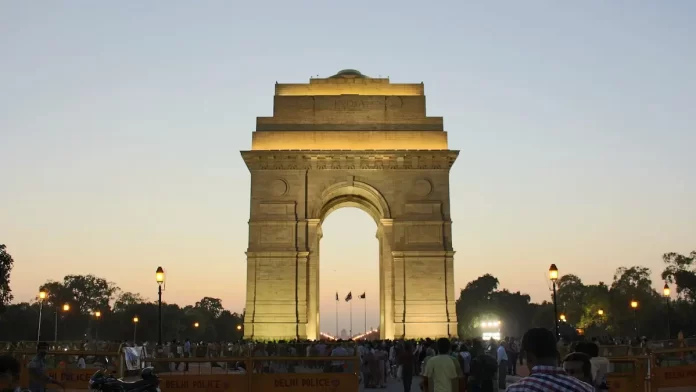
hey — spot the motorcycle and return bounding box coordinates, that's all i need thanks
[89,367,160,392]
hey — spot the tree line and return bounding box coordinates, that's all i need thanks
[456,250,696,340]
[1,244,695,341]
[0,245,243,342]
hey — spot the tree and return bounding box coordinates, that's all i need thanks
[63,274,119,313]
[195,297,224,318]
[556,274,587,324]
[610,266,660,337]
[662,251,696,302]
[39,281,73,308]
[113,292,147,312]
[0,244,14,313]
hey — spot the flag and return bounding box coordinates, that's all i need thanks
[335,292,339,301]
[359,292,366,299]
[345,292,352,302]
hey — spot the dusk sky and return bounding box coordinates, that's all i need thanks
[2,1,694,335]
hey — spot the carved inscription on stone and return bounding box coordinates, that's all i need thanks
[405,225,442,244]
[333,98,383,111]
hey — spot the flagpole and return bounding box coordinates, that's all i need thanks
[364,293,367,335]
[350,300,353,338]
[335,294,338,339]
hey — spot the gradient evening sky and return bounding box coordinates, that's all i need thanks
[1,1,695,335]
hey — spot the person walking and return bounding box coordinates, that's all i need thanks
[496,341,508,389]
[399,342,415,392]
[423,338,460,392]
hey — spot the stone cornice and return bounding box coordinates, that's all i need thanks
[241,150,459,171]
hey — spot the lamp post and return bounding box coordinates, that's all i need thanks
[55,303,70,341]
[549,264,560,339]
[663,283,671,339]
[37,290,47,343]
[133,316,139,344]
[94,311,101,340]
[156,266,165,346]
[630,300,639,336]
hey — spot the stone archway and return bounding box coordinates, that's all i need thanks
[241,70,458,340]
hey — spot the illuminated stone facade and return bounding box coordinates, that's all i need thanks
[242,70,458,340]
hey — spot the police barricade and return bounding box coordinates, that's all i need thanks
[13,342,123,390]
[651,347,696,391]
[148,354,359,392]
[249,355,360,392]
[147,357,249,392]
[605,356,645,392]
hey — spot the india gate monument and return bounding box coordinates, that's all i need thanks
[241,69,458,340]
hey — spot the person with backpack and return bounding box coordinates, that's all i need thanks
[458,344,472,389]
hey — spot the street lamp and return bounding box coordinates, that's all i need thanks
[133,316,139,343]
[549,264,560,339]
[156,266,165,346]
[236,325,242,331]
[55,303,70,341]
[560,314,567,322]
[194,322,199,328]
[630,300,639,336]
[663,283,671,339]
[37,290,47,343]
[597,309,604,316]
[94,311,101,340]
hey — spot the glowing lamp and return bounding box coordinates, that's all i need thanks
[630,300,638,309]
[663,283,670,298]
[95,311,101,318]
[133,316,139,323]
[549,264,559,281]
[62,303,70,312]
[194,322,199,328]
[156,266,165,285]
[560,314,566,322]
[598,309,604,316]
[39,291,47,300]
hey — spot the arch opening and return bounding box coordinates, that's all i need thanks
[318,206,380,340]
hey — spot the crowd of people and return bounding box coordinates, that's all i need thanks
[2,328,695,392]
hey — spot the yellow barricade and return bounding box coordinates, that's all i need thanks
[651,347,696,391]
[251,373,357,391]
[160,374,248,392]
[13,345,123,390]
[606,357,643,392]
[147,355,359,392]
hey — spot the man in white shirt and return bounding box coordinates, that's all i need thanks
[330,344,349,372]
[183,339,191,371]
[497,342,508,389]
